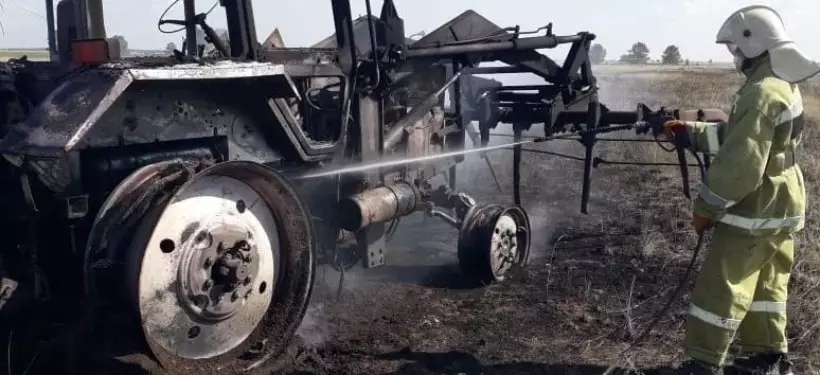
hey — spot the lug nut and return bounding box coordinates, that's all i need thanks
[195,231,210,244]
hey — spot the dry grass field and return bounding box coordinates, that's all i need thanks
[0,49,49,61]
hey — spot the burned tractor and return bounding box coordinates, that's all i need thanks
[0,0,727,373]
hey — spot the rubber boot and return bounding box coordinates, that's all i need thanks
[676,359,723,375]
[728,353,793,375]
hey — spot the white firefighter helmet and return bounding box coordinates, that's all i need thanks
[716,5,820,82]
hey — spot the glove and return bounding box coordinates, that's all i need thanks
[692,213,713,233]
[662,120,687,138]
[646,114,675,136]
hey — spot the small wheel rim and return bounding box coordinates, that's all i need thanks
[489,206,530,280]
[489,213,519,277]
[135,173,280,360]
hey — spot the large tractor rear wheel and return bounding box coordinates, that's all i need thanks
[83,160,315,374]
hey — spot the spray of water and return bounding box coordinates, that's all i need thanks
[297,138,545,180]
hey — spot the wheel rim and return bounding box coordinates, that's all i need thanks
[135,174,280,359]
[457,204,531,285]
[489,213,520,277]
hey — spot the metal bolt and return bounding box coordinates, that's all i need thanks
[195,231,208,244]
[193,295,208,307]
[202,280,213,291]
[188,326,201,339]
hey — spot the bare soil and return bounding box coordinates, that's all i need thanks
[273,151,701,375]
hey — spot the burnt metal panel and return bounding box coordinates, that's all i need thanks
[0,61,298,157]
[409,10,575,82]
[0,68,133,157]
[313,15,415,56]
[83,84,284,164]
[127,61,287,80]
[260,49,338,65]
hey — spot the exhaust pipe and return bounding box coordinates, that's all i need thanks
[338,182,421,231]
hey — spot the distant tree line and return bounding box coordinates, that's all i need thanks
[110,35,128,56]
[589,42,697,65]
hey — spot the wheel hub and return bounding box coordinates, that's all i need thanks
[490,214,519,275]
[134,174,279,360]
[179,226,261,322]
[457,204,531,285]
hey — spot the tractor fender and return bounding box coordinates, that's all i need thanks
[82,159,198,300]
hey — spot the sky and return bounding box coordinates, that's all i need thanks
[0,0,817,62]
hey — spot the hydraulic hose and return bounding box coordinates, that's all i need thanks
[601,140,709,375]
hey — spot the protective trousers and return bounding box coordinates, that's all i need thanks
[684,225,794,366]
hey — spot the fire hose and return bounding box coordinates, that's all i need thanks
[601,131,709,375]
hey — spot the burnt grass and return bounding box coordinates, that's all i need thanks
[276,67,820,375]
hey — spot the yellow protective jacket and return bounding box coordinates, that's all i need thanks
[683,57,806,237]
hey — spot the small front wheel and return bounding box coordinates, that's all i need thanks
[457,204,531,286]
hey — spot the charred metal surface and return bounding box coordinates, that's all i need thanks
[383,71,462,151]
[56,0,77,62]
[0,69,133,156]
[80,136,227,193]
[354,94,388,269]
[338,181,421,231]
[267,97,339,161]
[128,61,288,81]
[223,0,259,60]
[405,106,445,180]
[0,61,297,155]
[260,49,338,65]
[85,83,282,161]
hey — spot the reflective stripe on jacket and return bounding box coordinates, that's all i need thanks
[684,57,806,237]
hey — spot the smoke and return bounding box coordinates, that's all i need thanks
[290,66,642,348]
[294,301,328,348]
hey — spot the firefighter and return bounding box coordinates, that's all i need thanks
[654,5,818,375]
